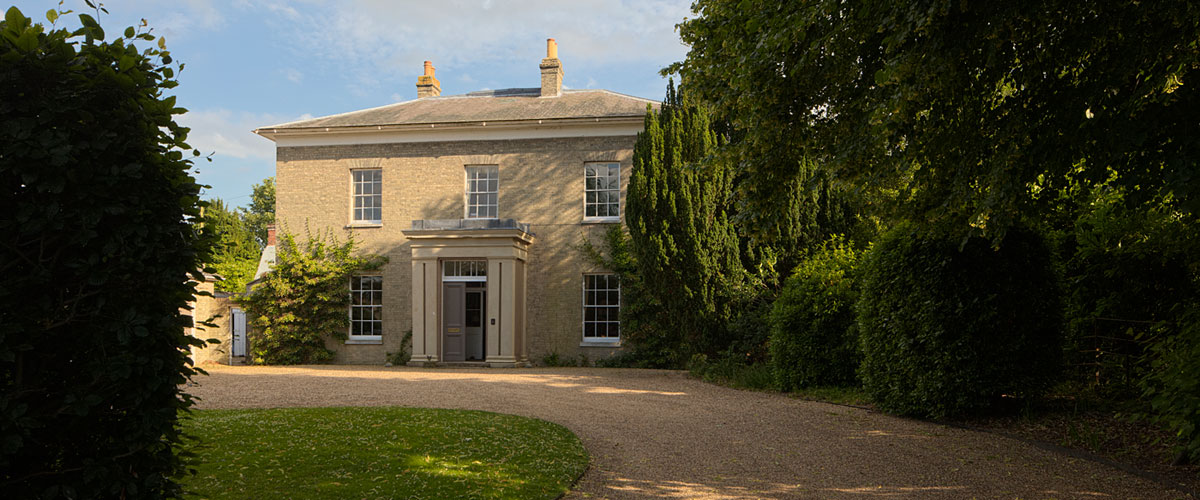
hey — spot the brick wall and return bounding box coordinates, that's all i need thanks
[187,281,235,365]
[276,135,634,364]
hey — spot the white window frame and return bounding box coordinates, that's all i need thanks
[582,273,620,344]
[442,260,488,283]
[464,165,499,219]
[583,162,620,222]
[349,275,383,342]
[351,169,382,224]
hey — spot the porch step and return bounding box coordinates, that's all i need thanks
[439,361,489,368]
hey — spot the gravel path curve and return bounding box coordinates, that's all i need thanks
[187,366,1186,499]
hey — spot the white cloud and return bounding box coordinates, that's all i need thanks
[177,109,302,161]
[139,0,224,41]
[246,0,692,96]
[284,67,303,83]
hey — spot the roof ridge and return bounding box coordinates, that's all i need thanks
[569,88,659,105]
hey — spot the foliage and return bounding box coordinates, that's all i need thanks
[539,352,592,368]
[769,236,862,391]
[183,407,588,499]
[203,198,259,293]
[243,177,275,248]
[580,225,678,367]
[856,223,1064,419]
[722,293,773,366]
[687,354,776,392]
[673,0,1200,240]
[1055,185,1200,396]
[386,330,413,366]
[626,81,751,357]
[789,386,872,407]
[237,229,385,365]
[1136,311,1200,465]
[0,6,208,498]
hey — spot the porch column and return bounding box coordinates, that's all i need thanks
[485,257,519,366]
[409,256,440,364]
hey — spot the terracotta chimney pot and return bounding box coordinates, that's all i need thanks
[540,39,563,97]
[416,60,441,98]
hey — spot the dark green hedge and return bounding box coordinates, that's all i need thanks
[769,237,861,390]
[857,223,1063,418]
[1,8,207,498]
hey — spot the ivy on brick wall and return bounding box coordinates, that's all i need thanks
[237,229,386,365]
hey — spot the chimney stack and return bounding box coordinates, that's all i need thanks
[540,38,563,97]
[266,224,276,247]
[416,60,441,98]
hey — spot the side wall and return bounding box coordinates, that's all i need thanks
[187,281,234,365]
[276,136,634,364]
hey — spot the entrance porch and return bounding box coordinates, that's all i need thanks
[403,219,534,367]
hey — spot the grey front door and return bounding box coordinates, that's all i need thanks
[442,282,466,362]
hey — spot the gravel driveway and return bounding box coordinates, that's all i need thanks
[187,366,1186,499]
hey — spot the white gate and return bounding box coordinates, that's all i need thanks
[231,308,247,358]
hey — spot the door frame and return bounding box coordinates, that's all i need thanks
[230,307,247,360]
[441,259,488,363]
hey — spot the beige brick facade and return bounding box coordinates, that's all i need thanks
[275,136,634,365]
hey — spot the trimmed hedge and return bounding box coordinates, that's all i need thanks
[1,8,207,498]
[769,237,861,390]
[857,224,1063,418]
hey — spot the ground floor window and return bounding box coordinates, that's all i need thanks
[583,274,620,342]
[350,275,382,339]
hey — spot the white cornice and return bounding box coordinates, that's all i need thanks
[256,116,644,147]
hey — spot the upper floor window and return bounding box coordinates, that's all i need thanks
[465,165,498,219]
[350,275,382,340]
[584,162,620,220]
[352,169,382,223]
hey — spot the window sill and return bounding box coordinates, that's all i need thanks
[345,338,382,345]
[345,222,382,229]
[582,217,620,224]
[580,340,621,348]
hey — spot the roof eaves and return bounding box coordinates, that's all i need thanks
[256,114,645,137]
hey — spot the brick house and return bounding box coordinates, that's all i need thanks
[254,40,654,366]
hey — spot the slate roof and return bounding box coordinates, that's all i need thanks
[257,88,656,131]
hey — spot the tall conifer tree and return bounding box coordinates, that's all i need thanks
[627,81,745,354]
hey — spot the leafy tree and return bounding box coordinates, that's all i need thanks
[0,6,209,498]
[1137,310,1200,465]
[243,177,275,248]
[237,229,385,365]
[203,198,259,293]
[625,81,749,357]
[1054,184,1200,394]
[673,0,1200,239]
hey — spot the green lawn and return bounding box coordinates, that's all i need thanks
[181,407,588,500]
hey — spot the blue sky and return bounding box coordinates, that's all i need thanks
[14,0,692,208]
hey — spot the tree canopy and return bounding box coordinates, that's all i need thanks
[203,198,259,293]
[673,0,1200,238]
[243,177,275,248]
